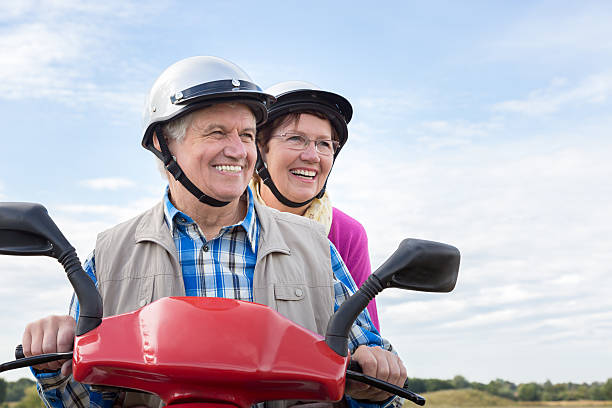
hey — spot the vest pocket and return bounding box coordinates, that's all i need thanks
[274,283,306,301]
[273,283,318,333]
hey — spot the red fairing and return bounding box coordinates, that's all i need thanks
[72,297,348,407]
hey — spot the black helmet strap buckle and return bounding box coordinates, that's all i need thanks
[152,125,231,208]
[255,146,326,209]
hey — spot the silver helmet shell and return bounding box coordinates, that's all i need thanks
[142,56,275,151]
[263,80,353,155]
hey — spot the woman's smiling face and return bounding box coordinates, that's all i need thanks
[260,113,334,213]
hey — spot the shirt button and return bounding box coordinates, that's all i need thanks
[295,288,303,297]
[203,245,209,252]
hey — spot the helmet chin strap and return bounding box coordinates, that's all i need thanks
[151,126,231,208]
[255,146,328,209]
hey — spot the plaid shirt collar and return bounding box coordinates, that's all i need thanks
[162,186,258,253]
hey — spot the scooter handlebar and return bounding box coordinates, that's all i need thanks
[7,344,423,405]
[0,345,72,374]
[346,360,426,405]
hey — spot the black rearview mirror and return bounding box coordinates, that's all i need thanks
[0,202,103,335]
[0,202,69,258]
[325,238,460,356]
[374,238,459,292]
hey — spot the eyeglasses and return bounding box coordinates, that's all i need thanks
[270,132,339,156]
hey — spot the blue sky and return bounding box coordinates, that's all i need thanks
[1,1,612,385]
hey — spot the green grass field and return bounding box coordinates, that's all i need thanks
[406,389,612,408]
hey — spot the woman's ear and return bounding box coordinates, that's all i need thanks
[257,142,267,161]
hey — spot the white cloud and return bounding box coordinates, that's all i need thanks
[354,90,432,121]
[349,114,503,151]
[0,1,35,21]
[347,121,391,144]
[58,196,159,222]
[0,22,84,95]
[356,94,427,113]
[0,1,158,119]
[80,177,136,191]
[492,73,612,115]
[416,119,503,148]
[0,0,166,23]
[421,120,489,137]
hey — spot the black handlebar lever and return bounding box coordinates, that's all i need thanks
[346,360,426,405]
[0,346,73,373]
[346,370,425,405]
[15,344,24,359]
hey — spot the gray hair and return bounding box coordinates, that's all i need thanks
[163,111,196,143]
[155,111,196,177]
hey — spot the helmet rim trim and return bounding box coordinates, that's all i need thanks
[169,79,265,105]
[268,89,353,124]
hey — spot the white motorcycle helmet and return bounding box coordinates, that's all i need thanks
[142,56,275,207]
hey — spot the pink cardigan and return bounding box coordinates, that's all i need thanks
[328,207,380,331]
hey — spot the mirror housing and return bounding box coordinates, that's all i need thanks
[0,203,70,257]
[375,239,459,292]
[325,238,460,356]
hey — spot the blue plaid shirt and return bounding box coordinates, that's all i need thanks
[35,187,394,408]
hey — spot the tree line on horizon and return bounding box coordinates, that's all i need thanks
[3,376,612,405]
[406,375,612,401]
[0,378,38,407]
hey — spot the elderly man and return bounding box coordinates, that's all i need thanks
[22,56,406,408]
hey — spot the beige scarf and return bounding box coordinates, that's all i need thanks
[249,176,333,235]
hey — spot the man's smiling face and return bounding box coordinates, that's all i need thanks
[168,102,257,204]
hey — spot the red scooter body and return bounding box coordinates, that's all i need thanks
[72,297,348,407]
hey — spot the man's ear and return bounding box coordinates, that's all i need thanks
[152,131,174,156]
[152,131,161,151]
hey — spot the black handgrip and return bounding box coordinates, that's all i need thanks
[15,344,25,359]
[347,360,411,389]
[347,360,426,406]
[1,349,73,373]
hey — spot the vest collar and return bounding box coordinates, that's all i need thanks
[253,199,291,259]
[134,202,177,255]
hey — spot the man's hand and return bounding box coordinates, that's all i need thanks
[22,315,76,376]
[345,345,407,402]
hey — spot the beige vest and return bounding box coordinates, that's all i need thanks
[94,200,337,407]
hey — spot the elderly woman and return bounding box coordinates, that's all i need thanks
[251,81,380,331]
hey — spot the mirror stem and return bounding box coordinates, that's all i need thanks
[59,249,103,336]
[325,275,384,356]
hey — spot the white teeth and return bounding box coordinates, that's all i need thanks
[215,165,242,173]
[291,169,316,178]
